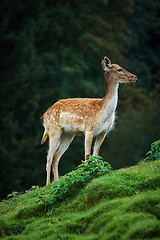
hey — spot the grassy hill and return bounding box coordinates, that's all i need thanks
[0,148,160,239]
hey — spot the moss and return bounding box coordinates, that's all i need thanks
[0,160,160,239]
[123,219,160,239]
[0,218,25,238]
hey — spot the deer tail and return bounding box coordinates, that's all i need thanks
[41,130,48,144]
[40,115,48,144]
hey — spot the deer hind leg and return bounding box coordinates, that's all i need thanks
[85,131,93,160]
[52,132,74,181]
[93,132,106,156]
[46,131,61,185]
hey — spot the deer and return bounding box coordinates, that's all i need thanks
[41,56,137,185]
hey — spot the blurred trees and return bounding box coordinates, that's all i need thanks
[0,0,160,199]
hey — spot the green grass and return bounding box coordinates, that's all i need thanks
[0,159,160,240]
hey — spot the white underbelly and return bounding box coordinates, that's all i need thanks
[62,123,84,135]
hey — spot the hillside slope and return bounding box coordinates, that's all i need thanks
[0,159,160,240]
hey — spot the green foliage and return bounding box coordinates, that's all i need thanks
[126,0,160,88]
[139,140,160,164]
[0,160,160,239]
[37,156,112,205]
[7,191,19,200]
[77,156,112,175]
[0,0,160,201]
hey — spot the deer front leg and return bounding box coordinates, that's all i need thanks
[93,132,106,156]
[85,131,93,160]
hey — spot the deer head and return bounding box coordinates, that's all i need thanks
[102,56,137,83]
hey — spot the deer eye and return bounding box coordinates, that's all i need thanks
[118,69,123,73]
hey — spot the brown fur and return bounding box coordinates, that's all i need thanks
[41,56,137,184]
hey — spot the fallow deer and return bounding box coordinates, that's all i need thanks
[41,56,137,184]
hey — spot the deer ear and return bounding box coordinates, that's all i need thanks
[101,56,111,71]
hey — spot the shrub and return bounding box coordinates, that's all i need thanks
[138,140,160,164]
[38,156,112,205]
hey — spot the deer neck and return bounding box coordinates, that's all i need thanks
[101,72,119,116]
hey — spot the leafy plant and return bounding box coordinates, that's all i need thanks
[38,156,112,205]
[6,186,40,202]
[78,155,112,176]
[7,191,19,199]
[138,140,160,164]
[30,185,39,190]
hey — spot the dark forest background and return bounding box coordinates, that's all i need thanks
[0,0,160,200]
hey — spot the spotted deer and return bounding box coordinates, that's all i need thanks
[41,56,137,184]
